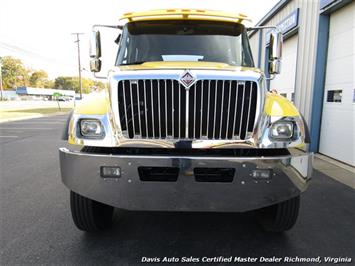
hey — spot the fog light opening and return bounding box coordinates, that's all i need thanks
[100,166,121,178]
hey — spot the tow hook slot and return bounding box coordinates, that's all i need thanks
[194,168,235,183]
[138,167,179,182]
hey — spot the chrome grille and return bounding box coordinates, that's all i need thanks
[117,79,257,140]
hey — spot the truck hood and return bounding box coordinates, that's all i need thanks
[117,61,261,72]
[109,62,264,86]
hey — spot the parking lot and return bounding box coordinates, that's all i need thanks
[1,115,354,265]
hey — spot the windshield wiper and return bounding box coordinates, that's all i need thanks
[119,61,147,66]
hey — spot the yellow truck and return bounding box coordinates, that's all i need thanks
[60,9,312,232]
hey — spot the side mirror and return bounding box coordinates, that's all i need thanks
[268,31,282,75]
[90,58,102,72]
[89,30,102,72]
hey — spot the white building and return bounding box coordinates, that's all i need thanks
[16,87,75,100]
[249,0,354,166]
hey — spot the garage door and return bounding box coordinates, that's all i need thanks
[319,2,355,166]
[270,34,298,102]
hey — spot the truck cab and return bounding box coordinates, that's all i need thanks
[59,9,312,232]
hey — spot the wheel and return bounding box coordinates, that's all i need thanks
[70,191,114,232]
[256,196,300,232]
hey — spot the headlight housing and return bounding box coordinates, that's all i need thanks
[79,119,105,138]
[270,121,294,140]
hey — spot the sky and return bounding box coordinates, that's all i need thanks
[0,0,278,79]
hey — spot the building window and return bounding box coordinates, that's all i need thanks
[327,90,342,103]
[291,93,295,102]
[280,93,287,98]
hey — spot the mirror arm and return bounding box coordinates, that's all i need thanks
[92,24,123,31]
[247,26,280,33]
[266,74,276,81]
[93,73,107,79]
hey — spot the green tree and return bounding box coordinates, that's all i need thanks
[43,79,55,88]
[0,56,30,89]
[94,80,106,90]
[29,69,49,88]
[54,76,102,94]
[54,76,78,91]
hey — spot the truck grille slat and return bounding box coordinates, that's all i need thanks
[117,79,257,140]
[199,80,204,138]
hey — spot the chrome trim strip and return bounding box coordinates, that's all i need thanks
[213,80,218,139]
[150,80,155,138]
[245,82,253,137]
[129,80,135,137]
[172,80,174,137]
[164,80,168,137]
[219,80,225,139]
[232,81,239,139]
[178,83,181,139]
[238,81,246,139]
[122,81,129,135]
[144,80,148,136]
[137,80,142,136]
[200,80,204,138]
[226,80,232,139]
[185,85,189,138]
[206,80,211,137]
[157,80,161,138]
[193,83,197,139]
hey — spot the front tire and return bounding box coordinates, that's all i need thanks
[70,191,114,232]
[256,196,300,232]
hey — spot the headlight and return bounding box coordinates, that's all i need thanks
[79,119,104,138]
[270,121,294,140]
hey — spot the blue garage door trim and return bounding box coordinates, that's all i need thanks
[309,15,330,152]
[309,0,352,152]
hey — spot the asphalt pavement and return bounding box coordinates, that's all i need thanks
[0,115,354,265]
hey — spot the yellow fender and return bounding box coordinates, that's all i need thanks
[264,92,300,117]
[73,92,110,115]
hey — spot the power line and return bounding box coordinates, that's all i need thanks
[0,42,74,71]
[0,41,63,64]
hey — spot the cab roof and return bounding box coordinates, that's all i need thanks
[120,9,250,24]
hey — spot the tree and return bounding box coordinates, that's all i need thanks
[94,80,106,90]
[43,79,54,88]
[54,76,104,94]
[0,56,30,89]
[54,76,78,91]
[29,69,49,88]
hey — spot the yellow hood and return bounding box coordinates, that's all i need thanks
[118,61,260,72]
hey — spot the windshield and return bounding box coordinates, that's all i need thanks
[116,20,254,67]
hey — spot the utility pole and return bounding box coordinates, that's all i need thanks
[72,33,84,99]
[0,60,3,101]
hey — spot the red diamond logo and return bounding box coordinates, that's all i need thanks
[179,70,196,88]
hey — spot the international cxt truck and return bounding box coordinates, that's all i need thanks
[59,9,313,233]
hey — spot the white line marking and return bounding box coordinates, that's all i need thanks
[0,136,18,138]
[0,127,53,130]
[9,122,64,124]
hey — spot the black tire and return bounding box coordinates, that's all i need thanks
[70,191,114,232]
[256,196,300,232]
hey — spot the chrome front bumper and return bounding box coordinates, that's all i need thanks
[59,148,312,212]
